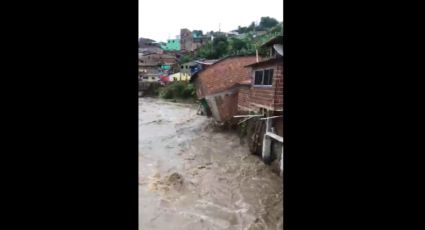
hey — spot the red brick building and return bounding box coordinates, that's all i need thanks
[190,55,257,122]
[238,36,284,174]
[238,36,283,114]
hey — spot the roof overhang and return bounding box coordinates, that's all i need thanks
[245,57,283,68]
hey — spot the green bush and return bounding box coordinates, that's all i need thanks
[159,87,174,99]
[182,83,196,98]
[159,82,196,99]
[174,82,186,97]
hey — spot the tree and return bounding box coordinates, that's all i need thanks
[247,22,256,32]
[236,26,248,34]
[179,55,193,64]
[259,17,279,29]
[212,36,229,58]
[230,38,247,53]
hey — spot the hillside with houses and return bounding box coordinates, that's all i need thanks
[139,13,284,230]
[138,17,283,87]
[139,16,284,174]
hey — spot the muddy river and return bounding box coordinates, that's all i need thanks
[139,98,283,230]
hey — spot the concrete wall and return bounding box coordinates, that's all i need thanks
[169,72,190,82]
[274,115,283,137]
[179,62,195,75]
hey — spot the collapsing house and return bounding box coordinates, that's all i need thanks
[190,35,284,176]
[190,55,257,122]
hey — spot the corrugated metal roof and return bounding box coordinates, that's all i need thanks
[194,59,218,65]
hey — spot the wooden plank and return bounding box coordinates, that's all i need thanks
[259,116,283,120]
[233,114,263,118]
[265,132,283,143]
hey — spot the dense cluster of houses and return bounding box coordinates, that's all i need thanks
[138,28,208,85]
[138,28,275,85]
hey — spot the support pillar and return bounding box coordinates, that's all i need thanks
[280,147,283,177]
[262,119,272,164]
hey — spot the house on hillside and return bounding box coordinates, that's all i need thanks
[239,35,283,115]
[180,28,208,52]
[190,55,257,122]
[161,38,181,51]
[180,29,192,51]
[189,59,218,75]
[238,35,283,175]
[139,46,163,55]
[139,62,161,82]
[139,38,164,54]
[139,37,156,47]
[139,53,178,82]
[179,61,196,76]
[168,72,191,82]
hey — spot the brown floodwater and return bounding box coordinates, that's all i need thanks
[139,97,283,230]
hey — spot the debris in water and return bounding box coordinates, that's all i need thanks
[167,172,184,186]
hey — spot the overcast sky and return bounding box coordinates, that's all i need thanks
[139,0,283,42]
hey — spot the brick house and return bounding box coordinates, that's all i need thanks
[180,28,207,52]
[238,35,283,135]
[139,53,178,84]
[238,35,284,175]
[239,35,283,113]
[190,55,257,122]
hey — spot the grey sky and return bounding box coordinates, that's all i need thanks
[139,0,283,42]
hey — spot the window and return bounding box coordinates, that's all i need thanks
[254,71,263,85]
[181,65,184,69]
[143,76,148,79]
[254,69,274,86]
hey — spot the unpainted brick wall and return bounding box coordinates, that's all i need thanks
[237,88,251,111]
[197,56,257,97]
[274,64,284,110]
[240,60,283,111]
[215,93,239,121]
